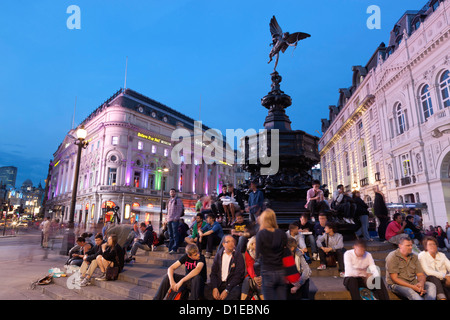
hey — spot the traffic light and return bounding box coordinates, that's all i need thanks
[9,205,13,212]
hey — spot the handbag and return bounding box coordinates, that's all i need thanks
[105,254,120,281]
[325,234,337,268]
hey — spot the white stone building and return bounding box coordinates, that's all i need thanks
[45,88,236,229]
[319,0,450,227]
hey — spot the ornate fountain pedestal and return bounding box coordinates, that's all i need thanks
[242,72,320,226]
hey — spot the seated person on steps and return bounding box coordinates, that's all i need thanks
[153,244,207,300]
[210,235,246,300]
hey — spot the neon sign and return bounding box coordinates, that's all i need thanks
[137,132,171,146]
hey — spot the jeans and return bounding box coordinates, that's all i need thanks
[308,200,329,220]
[287,279,310,300]
[426,276,450,300]
[130,242,151,257]
[304,234,317,253]
[389,282,437,300]
[261,269,287,300]
[236,236,249,253]
[153,273,205,300]
[318,248,345,272]
[388,233,410,245]
[356,215,370,240]
[168,221,180,252]
[344,276,390,300]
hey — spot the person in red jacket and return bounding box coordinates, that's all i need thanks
[240,236,263,300]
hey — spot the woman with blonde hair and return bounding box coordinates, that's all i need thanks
[255,209,288,300]
[241,236,264,300]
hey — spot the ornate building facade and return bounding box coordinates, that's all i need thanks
[45,88,236,228]
[319,0,450,227]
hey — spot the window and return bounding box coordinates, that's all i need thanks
[112,136,119,145]
[333,162,337,183]
[396,104,406,135]
[345,153,350,177]
[148,174,154,189]
[358,121,363,133]
[97,141,100,149]
[134,171,140,188]
[432,0,440,11]
[151,145,156,154]
[369,109,373,121]
[400,154,411,177]
[164,149,169,157]
[420,85,434,121]
[440,71,450,108]
[372,135,377,151]
[89,172,93,188]
[107,168,117,185]
[138,141,143,150]
[415,21,421,30]
[360,142,368,168]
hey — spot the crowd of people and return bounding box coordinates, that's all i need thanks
[57,181,450,300]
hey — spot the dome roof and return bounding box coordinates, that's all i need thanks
[22,179,33,187]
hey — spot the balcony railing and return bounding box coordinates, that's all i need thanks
[360,177,369,187]
[375,172,381,181]
[401,176,411,186]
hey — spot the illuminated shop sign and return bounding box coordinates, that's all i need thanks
[137,132,171,146]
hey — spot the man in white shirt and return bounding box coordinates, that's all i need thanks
[210,235,245,300]
[343,239,390,300]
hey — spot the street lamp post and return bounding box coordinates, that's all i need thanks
[60,126,88,255]
[158,167,169,230]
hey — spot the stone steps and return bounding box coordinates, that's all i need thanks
[39,239,398,301]
[310,277,400,300]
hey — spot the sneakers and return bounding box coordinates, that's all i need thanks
[168,250,176,254]
[95,273,107,281]
[317,264,326,270]
[312,253,319,261]
[339,272,345,278]
[125,257,135,263]
[80,277,91,287]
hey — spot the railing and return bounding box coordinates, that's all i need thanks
[360,177,369,187]
[401,176,411,186]
[375,172,381,181]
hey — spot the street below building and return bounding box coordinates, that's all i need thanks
[0,229,66,300]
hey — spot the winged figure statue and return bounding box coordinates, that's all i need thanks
[268,16,311,71]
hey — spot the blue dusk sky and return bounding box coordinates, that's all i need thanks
[0,0,428,187]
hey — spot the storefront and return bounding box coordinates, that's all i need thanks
[101,200,117,223]
[386,203,428,222]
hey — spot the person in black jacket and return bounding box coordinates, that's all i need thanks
[405,215,424,241]
[210,235,246,300]
[256,209,288,300]
[127,222,154,262]
[80,233,105,286]
[95,234,124,281]
[353,191,372,241]
[374,191,389,241]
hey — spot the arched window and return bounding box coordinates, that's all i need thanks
[396,104,406,135]
[440,70,450,108]
[420,85,434,121]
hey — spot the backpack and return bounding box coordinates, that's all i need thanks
[152,231,159,246]
[164,288,189,300]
